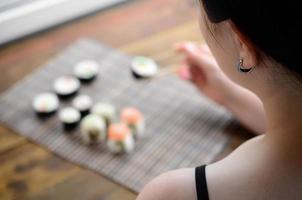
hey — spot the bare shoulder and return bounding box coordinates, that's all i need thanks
[137,168,197,200]
[206,135,302,200]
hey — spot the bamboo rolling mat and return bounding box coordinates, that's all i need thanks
[0,39,232,192]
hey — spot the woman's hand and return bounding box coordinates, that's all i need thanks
[175,41,266,134]
[175,41,233,105]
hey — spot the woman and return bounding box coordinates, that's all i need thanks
[137,0,302,199]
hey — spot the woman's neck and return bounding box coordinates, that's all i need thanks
[262,85,302,146]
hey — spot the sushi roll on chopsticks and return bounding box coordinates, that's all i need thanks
[59,107,81,131]
[131,56,158,79]
[92,102,116,126]
[121,107,145,138]
[72,95,92,118]
[73,60,99,83]
[32,92,59,117]
[107,123,135,154]
[53,76,80,98]
[80,114,106,145]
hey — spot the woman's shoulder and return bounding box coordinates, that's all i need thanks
[137,168,197,200]
[205,135,302,200]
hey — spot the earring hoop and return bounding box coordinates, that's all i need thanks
[237,59,254,73]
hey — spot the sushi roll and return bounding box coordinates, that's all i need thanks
[53,76,80,98]
[107,123,135,154]
[91,102,116,127]
[32,92,59,117]
[131,56,158,79]
[59,107,81,131]
[121,107,145,138]
[80,114,106,145]
[73,60,99,83]
[72,95,92,118]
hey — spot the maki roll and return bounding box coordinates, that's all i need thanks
[59,107,81,131]
[107,123,135,154]
[80,114,106,145]
[32,92,59,117]
[92,102,116,126]
[53,76,80,98]
[73,60,99,83]
[121,107,145,138]
[72,95,92,118]
[131,56,158,79]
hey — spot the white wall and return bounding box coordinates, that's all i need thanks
[0,0,127,45]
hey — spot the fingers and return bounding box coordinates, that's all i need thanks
[178,65,191,80]
[199,44,212,56]
[174,42,211,56]
[175,42,203,66]
[177,61,206,90]
[174,41,197,52]
[190,64,206,88]
[174,42,207,83]
[174,42,215,69]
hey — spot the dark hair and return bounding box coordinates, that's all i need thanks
[202,0,301,77]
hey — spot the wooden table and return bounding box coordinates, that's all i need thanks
[0,0,253,199]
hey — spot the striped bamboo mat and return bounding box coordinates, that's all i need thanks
[0,39,232,192]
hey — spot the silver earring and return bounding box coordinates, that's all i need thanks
[237,59,254,73]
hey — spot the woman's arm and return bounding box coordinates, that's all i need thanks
[175,42,266,134]
[137,168,196,200]
[221,81,266,134]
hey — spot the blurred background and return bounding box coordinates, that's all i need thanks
[0,0,200,93]
[0,0,251,199]
[0,0,128,45]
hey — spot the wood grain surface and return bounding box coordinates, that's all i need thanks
[0,0,253,199]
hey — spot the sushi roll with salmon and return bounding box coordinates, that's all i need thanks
[59,107,81,131]
[107,123,135,154]
[121,107,145,138]
[32,92,59,117]
[73,60,99,83]
[53,76,80,98]
[92,102,116,126]
[80,114,106,145]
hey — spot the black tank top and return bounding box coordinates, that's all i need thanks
[195,165,210,200]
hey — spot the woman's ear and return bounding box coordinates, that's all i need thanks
[228,22,259,69]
